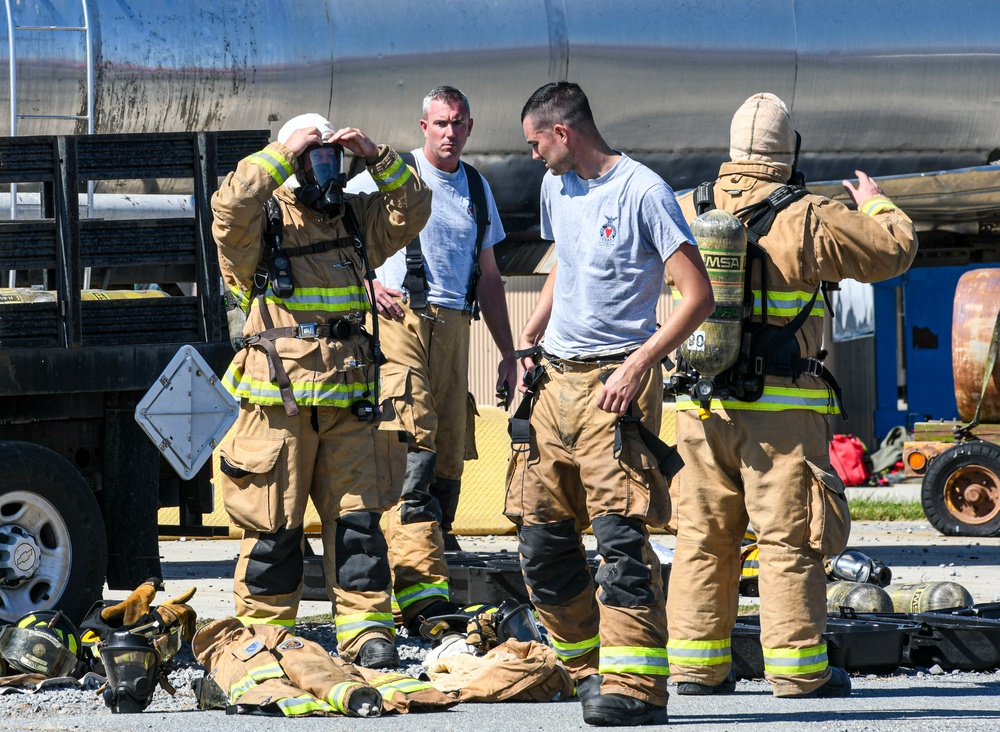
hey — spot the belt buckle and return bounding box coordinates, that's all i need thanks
[805,358,824,377]
[298,322,319,338]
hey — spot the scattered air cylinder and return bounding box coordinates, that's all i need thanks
[826,580,894,614]
[887,581,975,613]
[680,209,747,378]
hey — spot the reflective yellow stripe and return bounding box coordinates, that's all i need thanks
[395,581,449,609]
[675,386,839,414]
[230,661,286,701]
[599,646,670,676]
[763,644,828,675]
[861,196,898,217]
[667,638,731,667]
[751,289,824,318]
[259,287,371,314]
[375,676,433,700]
[335,613,395,644]
[276,693,336,716]
[223,366,374,408]
[372,155,411,192]
[250,149,295,187]
[326,681,366,713]
[235,616,295,628]
[551,633,601,661]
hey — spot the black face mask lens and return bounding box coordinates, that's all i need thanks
[299,143,347,215]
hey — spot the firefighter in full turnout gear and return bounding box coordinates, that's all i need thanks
[510,82,715,727]
[666,93,917,698]
[212,113,431,669]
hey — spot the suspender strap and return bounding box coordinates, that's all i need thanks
[462,160,489,320]
[597,370,685,481]
[509,365,547,449]
[253,293,300,417]
[399,152,429,310]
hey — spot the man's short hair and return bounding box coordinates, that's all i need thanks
[422,86,471,119]
[520,81,595,130]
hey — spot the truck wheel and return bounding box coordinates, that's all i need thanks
[0,441,108,623]
[921,440,1000,537]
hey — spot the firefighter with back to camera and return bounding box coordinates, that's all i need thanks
[211,112,431,670]
[666,93,917,698]
[509,81,715,727]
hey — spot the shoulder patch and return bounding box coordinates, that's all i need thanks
[277,638,304,651]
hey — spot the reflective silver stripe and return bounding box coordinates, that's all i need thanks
[373,155,411,192]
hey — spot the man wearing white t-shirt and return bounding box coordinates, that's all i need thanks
[510,81,714,727]
[353,86,516,634]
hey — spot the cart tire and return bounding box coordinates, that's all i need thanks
[921,440,1000,537]
[0,441,108,623]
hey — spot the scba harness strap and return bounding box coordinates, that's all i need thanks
[399,152,489,318]
[236,197,382,419]
[688,183,847,417]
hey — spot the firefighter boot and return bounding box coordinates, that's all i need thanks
[357,637,400,670]
[576,674,603,702]
[784,667,851,698]
[676,668,737,696]
[581,693,668,727]
[430,477,462,551]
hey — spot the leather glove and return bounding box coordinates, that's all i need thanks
[465,612,500,654]
[100,577,163,627]
[153,587,198,641]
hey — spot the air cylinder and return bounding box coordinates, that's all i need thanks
[680,209,747,377]
[887,581,974,613]
[826,580,894,614]
[953,268,1000,422]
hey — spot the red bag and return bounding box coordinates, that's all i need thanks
[829,434,872,486]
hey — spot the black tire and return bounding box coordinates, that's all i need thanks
[922,440,1000,537]
[0,441,108,624]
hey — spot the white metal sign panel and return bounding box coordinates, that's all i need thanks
[134,345,239,480]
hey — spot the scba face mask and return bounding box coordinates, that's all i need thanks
[99,628,164,713]
[297,143,348,216]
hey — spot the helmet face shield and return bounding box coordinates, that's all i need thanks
[0,625,82,677]
[495,599,543,644]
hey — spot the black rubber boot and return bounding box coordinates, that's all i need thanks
[581,693,668,727]
[430,477,462,551]
[356,637,400,670]
[575,674,603,702]
[676,668,737,696]
[784,666,852,698]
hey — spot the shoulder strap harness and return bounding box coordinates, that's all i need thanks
[235,197,380,420]
[687,182,846,416]
[399,152,489,319]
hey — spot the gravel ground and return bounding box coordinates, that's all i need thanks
[1,520,998,729]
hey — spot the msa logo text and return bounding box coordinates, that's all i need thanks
[703,253,744,271]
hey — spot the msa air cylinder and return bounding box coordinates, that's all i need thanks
[680,209,747,407]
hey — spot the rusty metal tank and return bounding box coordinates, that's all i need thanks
[953,268,1000,423]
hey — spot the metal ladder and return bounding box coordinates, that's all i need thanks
[5,0,94,286]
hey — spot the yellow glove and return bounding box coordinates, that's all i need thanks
[153,587,198,641]
[465,612,500,654]
[100,577,162,627]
